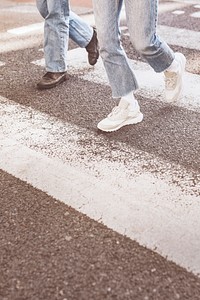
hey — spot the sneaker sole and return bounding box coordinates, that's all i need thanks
[97,112,144,132]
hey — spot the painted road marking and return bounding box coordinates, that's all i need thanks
[0,5,38,14]
[1,0,200,277]
[125,25,200,51]
[190,11,200,18]
[32,47,200,112]
[0,31,43,53]
[172,10,185,15]
[158,2,190,13]
[2,23,200,53]
[0,95,199,275]
[158,25,200,51]
[7,22,44,35]
[172,0,200,4]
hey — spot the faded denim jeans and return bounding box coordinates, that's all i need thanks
[92,0,175,97]
[36,0,93,72]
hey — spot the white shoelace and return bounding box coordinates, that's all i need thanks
[108,106,125,120]
[165,72,178,90]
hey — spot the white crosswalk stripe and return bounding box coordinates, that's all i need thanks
[7,22,44,35]
[31,48,200,112]
[0,95,200,275]
[0,5,200,276]
[172,10,185,15]
[123,25,200,51]
[191,11,200,18]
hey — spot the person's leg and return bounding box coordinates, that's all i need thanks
[92,0,138,98]
[92,0,143,132]
[36,0,48,18]
[69,11,93,47]
[36,0,70,89]
[125,0,186,102]
[43,0,70,72]
[69,11,99,65]
[125,0,174,72]
[36,2,92,47]
[36,3,99,67]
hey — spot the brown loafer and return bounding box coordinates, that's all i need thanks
[37,72,69,90]
[86,27,99,66]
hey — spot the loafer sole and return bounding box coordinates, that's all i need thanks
[37,73,69,90]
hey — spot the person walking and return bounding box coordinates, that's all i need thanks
[36,0,99,90]
[92,0,186,132]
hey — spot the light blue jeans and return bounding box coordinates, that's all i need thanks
[36,0,93,72]
[92,0,175,97]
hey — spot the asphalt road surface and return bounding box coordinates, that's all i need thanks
[0,0,200,299]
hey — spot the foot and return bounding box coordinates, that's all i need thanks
[97,98,143,132]
[164,52,186,102]
[86,27,99,66]
[37,72,69,90]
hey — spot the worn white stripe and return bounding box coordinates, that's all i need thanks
[172,0,200,4]
[0,31,43,53]
[0,22,43,54]
[32,48,200,112]
[0,96,199,275]
[191,11,200,18]
[158,2,190,13]
[172,10,185,15]
[121,25,200,51]
[158,25,200,51]
[1,5,38,14]
[7,22,44,35]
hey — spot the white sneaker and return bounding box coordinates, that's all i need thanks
[164,52,186,102]
[97,98,143,132]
